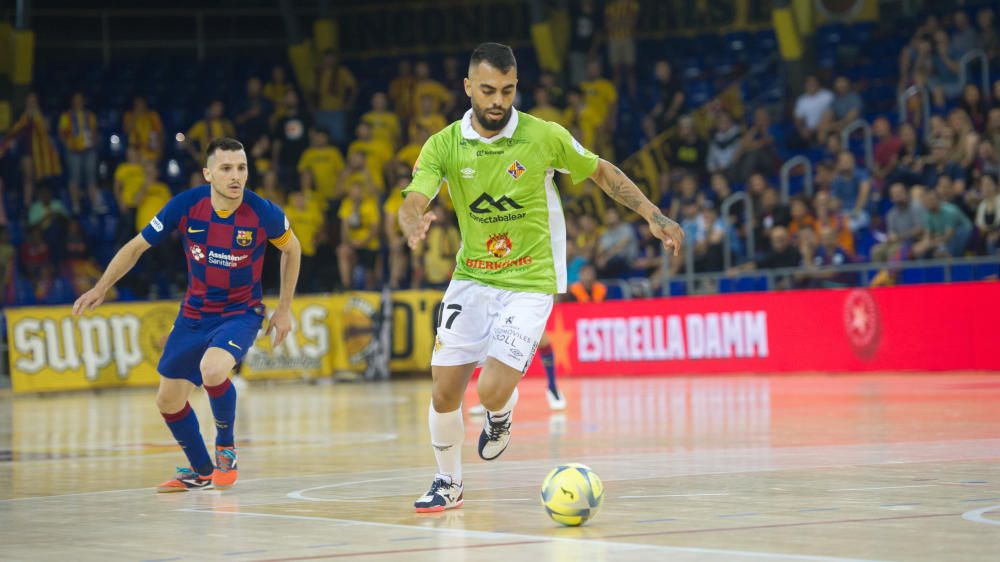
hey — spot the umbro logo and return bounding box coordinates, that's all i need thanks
[470,193,524,214]
[433,444,453,451]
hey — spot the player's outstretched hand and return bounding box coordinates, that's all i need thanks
[268,308,293,347]
[649,212,685,257]
[72,287,107,316]
[406,211,437,250]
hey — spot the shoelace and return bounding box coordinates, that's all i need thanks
[429,478,451,496]
[487,415,511,441]
[175,467,198,479]
[217,449,236,471]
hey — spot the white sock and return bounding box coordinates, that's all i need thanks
[428,402,464,483]
[487,387,518,419]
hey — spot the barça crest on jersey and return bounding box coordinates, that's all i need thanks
[507,160,526,180]
[236,229,255,247]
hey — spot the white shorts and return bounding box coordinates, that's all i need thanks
[432,280,554,373]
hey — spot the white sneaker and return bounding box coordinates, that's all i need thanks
[478,410,512,460]
[467,402,486,416]
[414,473,464,513]
[546,387,566,411]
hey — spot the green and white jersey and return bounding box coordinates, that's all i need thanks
[403,109,599,294]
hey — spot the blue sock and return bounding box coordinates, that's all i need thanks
[539,344,558,394]
[162,403,213,476]
[205,378,237,447]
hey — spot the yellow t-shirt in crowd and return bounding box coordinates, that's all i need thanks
[338,196,381,250]
[413,79,452,115]
[423,225,460,284]
[284,199,325,257]
[298,146,346,200]
[135,181,172,233]
[579,78,618,122]
[395,143,422,169]
[382,190,404,237]
[124,110,164,162]
[318,66,358,112]
[409,113,447,140]
[114,162,146,208]
[530,106,565,126]
[348,139,392,190]
[362,110,401,149]
[187,119,236,155]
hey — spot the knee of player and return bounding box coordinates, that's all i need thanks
[155,392,185,414]
[431,388,463,412]
[200,360,231,385]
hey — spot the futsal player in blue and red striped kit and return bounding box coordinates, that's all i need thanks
[73,138,302,492]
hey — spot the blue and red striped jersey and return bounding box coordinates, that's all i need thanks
[141,185,290,319]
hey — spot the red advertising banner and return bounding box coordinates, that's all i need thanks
[530,282,1000,376]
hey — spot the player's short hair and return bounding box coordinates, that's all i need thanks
[469,42,516,74]
[205,137,245,164]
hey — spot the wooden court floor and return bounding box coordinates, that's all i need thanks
[1,373,998,561]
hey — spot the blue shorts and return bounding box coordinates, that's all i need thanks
[158,312,264,385]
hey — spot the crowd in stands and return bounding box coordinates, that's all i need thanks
[0,4,998,306]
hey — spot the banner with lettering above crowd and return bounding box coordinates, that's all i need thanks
[528,282,999,377]
[5,282,998,392]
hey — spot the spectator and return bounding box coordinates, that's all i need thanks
[123,95,164,163]
[693,203,726,273]
[594,207,637,278]
[568,0,603,86]
[563,86,602,151]
[974,138,1000,179]
[668,173,703,221]
[271,90,312,192]
[929,30,963,105]
[538,71,565,107]
[987,108,1000,154]
[580,59,618,126]
[0,92,62,207]
[442,56,467,121]
[604,0,639,98]
[913,189,972,258]
[362,92,401,150]
[706,111,742,176]
[568,262,607,303]
[787,197,817,242]
[336,180,381,290]
[297,127,345,203]
[27,186,69,236]
[813,191,856,257]
[383,167,410,289]
[57,91,98,213]
[960,84,989,133]
[388,60,417,123]
[337,151,377,200]
[632,221,666,279]
[668,116,708,179]
[643,60,685,139]
[818,76,863,141]
[34,264,73,305]
[804,226,854,287]
[62,218,111,300]
[950,10,978,56]
[872,117,902,188]
[890,122,928,186]
[348,122,391,192]
[314,50,358,145]
[976,8,998,60]
[529,87,564,125]
[19,225,50,281]
[113,145,145,213]
[729,227,803,287]
[872,183,927,262]
[756,187,791,246]
[922,138,967,193]
[793,75,833,147]
[133,161,172,234]
[412,61,453,120]
[184,99,235,164]
[948,109,981,170]
[575,214,601,262]
[234,77,274,146]
[263,65,292,111]
[416,203,459,290]
[256,170,287,206]
[975,174,1000,254]
[0,226,13,304]
[831,151,872,231]
[284,190,325,292]
[733,107,780,179]
[409,93,448,140]
[565,237,588,285]
[396,125,429,170]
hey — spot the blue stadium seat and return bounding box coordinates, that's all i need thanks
[951,264,973,282]
[605,283,625,300]
[668,280,687,296]
[973,263,999,280]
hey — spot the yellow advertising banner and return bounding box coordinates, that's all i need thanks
[6,290,447,393]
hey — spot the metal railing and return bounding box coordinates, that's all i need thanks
[841,119,874,171]
[960,49,990,97]
[721,192,755,272]
[898,84,932,141]
[780,156,814,203]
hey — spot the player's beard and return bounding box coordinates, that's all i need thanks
[472,101,512,132]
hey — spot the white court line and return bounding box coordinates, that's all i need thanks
[621,492,730,498]
[827,485,939,492]
[962,504,1000,526]
[182,507,891,562]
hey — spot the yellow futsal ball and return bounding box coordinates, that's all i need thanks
[540,463,604,526]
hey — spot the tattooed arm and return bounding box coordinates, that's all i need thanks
[589,158,685,256]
